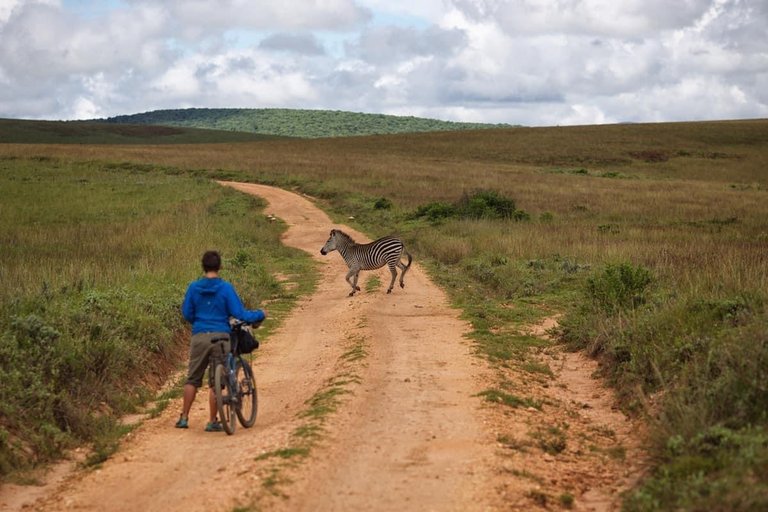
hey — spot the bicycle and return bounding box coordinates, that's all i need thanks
[210,320,259,435]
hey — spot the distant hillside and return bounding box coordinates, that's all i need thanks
[99,108,512,138]
[0,118,286,144]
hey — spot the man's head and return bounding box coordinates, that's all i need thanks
[202,250,222,273]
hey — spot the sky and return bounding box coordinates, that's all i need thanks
[0,0,766,126]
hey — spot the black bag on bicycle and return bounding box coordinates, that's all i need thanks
[233,325,259,354]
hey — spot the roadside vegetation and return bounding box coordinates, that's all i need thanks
[1,117,766,509]
[0,157,316,478]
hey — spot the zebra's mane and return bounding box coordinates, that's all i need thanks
[333,229,356,244]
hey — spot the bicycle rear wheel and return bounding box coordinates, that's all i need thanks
[235,359,258,428]
[214,363,236,435]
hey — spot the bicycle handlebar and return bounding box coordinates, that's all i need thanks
[210,319,261,344]
[231,319,263,329]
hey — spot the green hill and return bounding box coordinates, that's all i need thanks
[0,118,285,144]
[99,108,512,138]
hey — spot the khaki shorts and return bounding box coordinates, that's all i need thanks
[185,332,231,388]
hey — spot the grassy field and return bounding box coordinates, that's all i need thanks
[0,118,286,144]
[1,117,766,509]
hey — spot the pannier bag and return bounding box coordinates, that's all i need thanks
[234,325,259,354]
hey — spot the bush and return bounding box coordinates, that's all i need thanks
[457,189,518,219]
[411,190,529,223]
[373,197,393,210]
[412,201,456,221]
[586,262,653,314]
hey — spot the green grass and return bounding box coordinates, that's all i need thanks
[255,447,310,461]
[477,389,542,410]
[364,275,381,293]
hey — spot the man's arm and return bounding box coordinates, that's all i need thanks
[224,282,266,324]
[181,285,196,323]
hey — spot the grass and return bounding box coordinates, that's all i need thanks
[255,447,311,461]
[477,389,542,410]
[364,275,381,293]
[530,424,569,455]
[0,118,281,144]
[1,118,767,509]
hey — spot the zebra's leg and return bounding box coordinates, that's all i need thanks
[386,263,398,293]
[351,271,362,293]
[396,262,406,289]
[345,269,360,296]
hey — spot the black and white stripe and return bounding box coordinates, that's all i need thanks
[320,229,413,296]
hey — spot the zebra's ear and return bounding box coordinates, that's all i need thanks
[330,229,336,235]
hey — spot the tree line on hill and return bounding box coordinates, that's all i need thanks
[98,108,513,138]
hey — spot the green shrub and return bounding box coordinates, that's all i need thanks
[411,190,529,223]
[539,211,554,223]
[457,189,518,219]
[625,425,768,512]
[585,262,653,314]
[412,201,456,221]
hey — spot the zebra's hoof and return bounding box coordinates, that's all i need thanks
[386,289,392,294]
[349,291,356,297]
[355,286,361,291]
[400,283,405,288]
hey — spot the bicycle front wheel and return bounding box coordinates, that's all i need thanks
[235,358,258,428]
[214,363,236,435]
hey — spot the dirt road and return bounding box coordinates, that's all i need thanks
[0,182,643,512]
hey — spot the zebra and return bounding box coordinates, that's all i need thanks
[320,229,413,297]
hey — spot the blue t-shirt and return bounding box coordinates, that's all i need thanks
[181,277,265,334]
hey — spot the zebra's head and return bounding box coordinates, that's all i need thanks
[321,229,354,255]
[320,229,339,255]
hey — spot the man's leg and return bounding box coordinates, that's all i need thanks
[178,333,209,426]
[182,383,197,418]
[209,387,217,423]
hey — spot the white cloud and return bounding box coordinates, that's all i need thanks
[0,0,765,125]
[148,49,319,110]
[450,0,714,37]
[259,33,326,55]
[132,0,371,37]
[0,0,58,23]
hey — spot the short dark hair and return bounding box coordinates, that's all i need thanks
[202,250,221,272]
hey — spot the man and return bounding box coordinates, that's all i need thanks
[176,250,266,431]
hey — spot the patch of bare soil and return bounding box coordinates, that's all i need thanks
[0,182,645,512]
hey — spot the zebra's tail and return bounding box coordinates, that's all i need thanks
[404,250,413,270]
[399,250,413,290]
